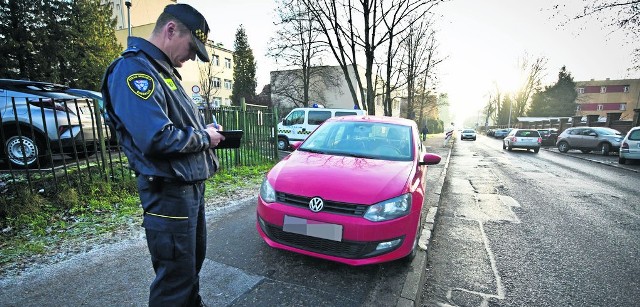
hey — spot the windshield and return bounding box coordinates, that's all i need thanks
[299,121,413,161]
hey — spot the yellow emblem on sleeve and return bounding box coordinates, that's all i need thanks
[126,73,155,99]
[164,78,178,90]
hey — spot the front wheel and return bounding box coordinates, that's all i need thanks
[557,142,569,153]
[3,129,47,169]
[277,137,289,151]
[600,143,611,156]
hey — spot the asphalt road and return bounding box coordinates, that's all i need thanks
[420,134,639,306]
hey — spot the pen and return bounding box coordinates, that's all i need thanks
[212,115,219,130]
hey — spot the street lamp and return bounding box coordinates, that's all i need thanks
[125,0,132,37]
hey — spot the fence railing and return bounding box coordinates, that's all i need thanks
[1,98,278,197]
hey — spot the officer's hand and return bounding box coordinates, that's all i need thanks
[205,126,225,148]
[206,123,223,131]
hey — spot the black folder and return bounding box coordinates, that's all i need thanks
[216,130,243,149]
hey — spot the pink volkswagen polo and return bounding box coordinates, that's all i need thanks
[256,115,441,266]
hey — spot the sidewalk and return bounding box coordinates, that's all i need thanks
[0,133,452,307]
[396,133,452,306]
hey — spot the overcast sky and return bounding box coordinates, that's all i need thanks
[182,0,638,123]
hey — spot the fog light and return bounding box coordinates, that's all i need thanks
[376,238,402,251]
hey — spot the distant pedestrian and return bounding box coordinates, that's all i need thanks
[421,125,429,141]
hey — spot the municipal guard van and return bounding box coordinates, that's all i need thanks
[277,107,365,150]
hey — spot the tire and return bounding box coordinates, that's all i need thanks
[619,157,627,164]
[277,137,289,151]
[3,128,47,169]
[402,212,423,263]
[508,144,513,151]
[502,142,506,150]
[534,147,540,153]
[580,150,592,154]
[600,143,611,156]
[557,141,569,153]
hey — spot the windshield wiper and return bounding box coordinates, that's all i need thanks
[299,148,328,154]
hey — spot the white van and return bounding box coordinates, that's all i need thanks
[277,107,365,150]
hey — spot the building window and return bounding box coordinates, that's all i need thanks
[620,103,627,111]
[224,98,232,105]
[225,58,232,69]
[576,105,581,111]
[224,79,232,89]
[577,87,584,94]
[212,55,219,66]
[600,86,606,93]
[213,77,221,88]
[597,104,603,111]
[623,86,629,93]
[212,97,221,107]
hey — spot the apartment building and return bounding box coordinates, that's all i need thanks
[270,65,400,116]
[575,78,640,121]
[104,0,235,107]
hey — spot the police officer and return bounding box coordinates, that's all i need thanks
[101,4,224,306]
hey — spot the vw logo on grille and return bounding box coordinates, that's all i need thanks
[309,197,324,212]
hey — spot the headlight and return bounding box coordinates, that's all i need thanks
[259,177,276,203]
[364,193,411,222]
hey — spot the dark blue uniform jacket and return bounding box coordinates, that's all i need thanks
[102,37,217,182]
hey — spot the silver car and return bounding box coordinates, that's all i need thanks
[503,129,541,153]
[460,129,477,141]
[1,79,109,168]
[556,127,623,156]
[619,126,640,164]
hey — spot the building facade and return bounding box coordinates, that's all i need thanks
[105,0,235,107]
[575,78,640,121]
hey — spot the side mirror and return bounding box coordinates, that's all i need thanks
[419,153,441,166]
[290,141,303,150]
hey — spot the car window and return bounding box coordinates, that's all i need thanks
[593,127,622,136]
[308,110,332,125]
[568,129,582,135]
[335,111,358,117]
[628,129,640,141]
[284,110,305,125]
[515,130,539,137]
[463,129,475,133]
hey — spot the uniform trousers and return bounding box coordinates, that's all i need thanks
[137,176,207,307]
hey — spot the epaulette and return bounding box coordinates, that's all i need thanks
[121,46,141,57]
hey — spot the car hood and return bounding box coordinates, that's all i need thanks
[268,151,415,205]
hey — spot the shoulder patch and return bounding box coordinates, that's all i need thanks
[127,73,155,99]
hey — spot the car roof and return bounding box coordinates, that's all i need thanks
[327,115,416,127]
[0,78,79,99]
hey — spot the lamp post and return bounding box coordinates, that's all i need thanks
[125,0,132,37]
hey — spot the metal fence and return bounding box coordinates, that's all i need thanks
[0,98,278,197]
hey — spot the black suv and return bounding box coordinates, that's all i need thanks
[0,79,108,168]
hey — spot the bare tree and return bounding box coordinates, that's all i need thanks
[302,0,443,114]
[552,0,640,70]
[269,0,341,107]
[198,52,221,108]
[513,55,548,118]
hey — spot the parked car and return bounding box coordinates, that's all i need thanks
[256,115,442,265]
[556,127,623,156]
[0,79,108,168]
[537,128,558,146]
[619,126,640,164]
[460,129,477,141]
[64,88,117,145]
[493,128,510,138]
[502,129,541,153]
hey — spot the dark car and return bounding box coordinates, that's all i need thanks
[0,79,108,168]
[537,128,558,146]
[556,127,623,156]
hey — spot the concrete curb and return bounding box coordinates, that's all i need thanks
[397,137,453,307]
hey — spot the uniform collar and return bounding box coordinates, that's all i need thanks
[126,36,183,80]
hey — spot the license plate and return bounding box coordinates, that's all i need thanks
[283,215,343,241]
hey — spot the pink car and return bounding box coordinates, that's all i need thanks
[256,115,441,265]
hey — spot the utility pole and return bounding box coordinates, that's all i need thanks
[125,0,132,37]
[507,99,513,128]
